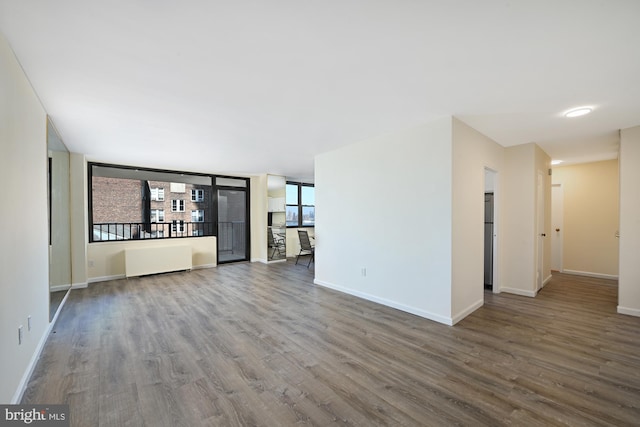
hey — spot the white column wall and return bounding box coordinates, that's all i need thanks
[618,126,640,316]
[451,119,504,323]
[0,34,49,403]
[250,174,268,263]
[502,143,538,296]
[315,117,454,324]
[70,152,88,288]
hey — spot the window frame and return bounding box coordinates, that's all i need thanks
[191,209,204,222]
[151,187,165,201]
[286,181,315,228]
[88,162,218,243]
[150,209,165,223]
[171,199,185,212]
[191,189,204,202]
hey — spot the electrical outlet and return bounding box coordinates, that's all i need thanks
[361,267,367,277]
[18,325,23,345]
[88,260,95,267]
[27,315,32,331]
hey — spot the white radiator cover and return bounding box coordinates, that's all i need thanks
[125,245,192,278]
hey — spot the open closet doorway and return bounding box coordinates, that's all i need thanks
[484,168,498,292]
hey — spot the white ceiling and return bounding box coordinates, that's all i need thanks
[2,1,639,180]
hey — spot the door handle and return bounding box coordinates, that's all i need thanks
[541,233,546,237]
[555,228,560,232]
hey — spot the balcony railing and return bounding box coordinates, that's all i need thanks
[92,221,214,242]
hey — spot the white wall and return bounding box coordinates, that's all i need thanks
[618,126,640,316]
[49,150,71,289]
[87,237,217,282]
[500,143,551,296]
[552,160,619,278]
[0,33,50,403]
[501,144,537,296]
[70,153,88,288]
[250,174,268,262]
[451,118,504,322]
[315,117,454,324]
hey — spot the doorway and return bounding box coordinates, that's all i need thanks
[484,192,494,289]
[216,177,250,263]
[551,184,563,272]
[484,168,498,292]
[536,171,546,291]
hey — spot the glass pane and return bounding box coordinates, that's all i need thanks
[286,206,298,226]
[301,186,315,205]
[90,164,212,241]
[302,206,315,226]
[286,184,298,204]
[217,189,247,262]
[216,177,247,187]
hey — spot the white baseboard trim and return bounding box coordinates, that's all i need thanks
[562,269,619,280]
[87,275,123,284]
[49,283,71,292]
[192,263,216,271]
[71,281,88,289]
[313,279,453,326]
[11,289,72,403]
[252,258,287,264]
[501,287,537,297]
[451,299,484,325]
[617,306,640,317]
[543,274,553,287]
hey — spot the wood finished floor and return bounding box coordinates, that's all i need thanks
[23,263,640,426]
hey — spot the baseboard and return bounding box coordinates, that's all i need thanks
[313,279,453,326]
[543,274,553,287]
[192,263,216,270]
[71,281,88,289]
[11,289,71,403]
[49,283,71,292]
[617,306,640,317]
[562,269,619,280]
[251,258,268,264]
[451,298,484,325]
[501,287,537,297]
[87,275,123,284]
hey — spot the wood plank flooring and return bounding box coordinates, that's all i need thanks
[23,264,640,426]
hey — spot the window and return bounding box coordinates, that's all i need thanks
[89,163,215,242]
[191,210,204,222]
[150,187,164,201]
[191,189,204,202]
[286,182,315,227]
[150,209,164,223]
[171,199,185,212]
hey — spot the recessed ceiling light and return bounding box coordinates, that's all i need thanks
[551,160,563,165]
[564,106,593,118]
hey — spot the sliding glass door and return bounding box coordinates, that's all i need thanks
[216,177,249,263]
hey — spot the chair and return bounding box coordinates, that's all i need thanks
[296,229,315,267]
[267,227,285,259]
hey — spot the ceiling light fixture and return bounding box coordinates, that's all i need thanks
[551,160,563,165]
[564,106,593,118]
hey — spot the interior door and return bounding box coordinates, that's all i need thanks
[536,171,546,290]
[551,184,563,271]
